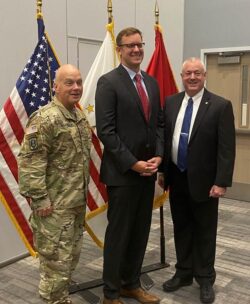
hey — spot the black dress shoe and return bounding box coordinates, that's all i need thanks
[162,276,193,292]
[200,283,215,303]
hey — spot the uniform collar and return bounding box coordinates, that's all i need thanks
[52,97,80,121]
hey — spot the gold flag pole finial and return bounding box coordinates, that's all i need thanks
[37,0,43,19]
[155,0,159,25]
[107,0,113,24]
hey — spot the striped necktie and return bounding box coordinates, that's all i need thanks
[134,74,150,121]
[177,97,193,171]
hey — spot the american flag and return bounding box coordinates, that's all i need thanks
[0,17,60,255]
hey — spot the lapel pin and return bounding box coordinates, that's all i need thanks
[205,102,208,105]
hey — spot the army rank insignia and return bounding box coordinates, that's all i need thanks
[29,136,38,151]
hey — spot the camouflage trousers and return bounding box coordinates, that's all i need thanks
[30,206,85,304]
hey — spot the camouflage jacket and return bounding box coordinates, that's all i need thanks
[18,98,91,210]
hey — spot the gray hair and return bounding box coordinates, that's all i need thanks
[182,57,206,73]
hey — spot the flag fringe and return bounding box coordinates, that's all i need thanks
[153,191,168,209]
[154,23,162,32]
[86,203,108,221]
[106,20,119,68]
[85,222,104,249]
[85,204,108,248]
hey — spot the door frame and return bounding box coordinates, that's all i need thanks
[201,46,250,68]
[200,46,250,202]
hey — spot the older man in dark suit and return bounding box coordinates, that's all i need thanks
[160,57,235,304]
[95,27,164,304]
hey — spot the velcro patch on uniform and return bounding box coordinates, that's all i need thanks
[29,136,38,151]
[26,125,38,135]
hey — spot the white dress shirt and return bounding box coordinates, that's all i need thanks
[122,64,148,97]
[171,88,204,165]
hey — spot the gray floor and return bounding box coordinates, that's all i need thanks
[0,197,250,304]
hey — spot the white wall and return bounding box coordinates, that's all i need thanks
[0,0,184,265]
[0,0,67,107]
[0,0,184,106]
[183,0,250,58]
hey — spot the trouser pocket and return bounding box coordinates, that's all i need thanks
[30,211,63,258]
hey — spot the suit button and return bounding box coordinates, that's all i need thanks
[146,144,150,148]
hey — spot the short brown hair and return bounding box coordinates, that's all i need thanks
[116,27,143,46]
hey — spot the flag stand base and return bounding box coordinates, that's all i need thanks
[69,204,169,303]
[69,262,170,304]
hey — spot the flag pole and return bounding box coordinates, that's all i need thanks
[36,0,42,18]
[36,0,56,101]
[107,0,113,24]
[137,2,169,290]
[154,1,167,265]
[106,0,118,67]
[155,0,159,25]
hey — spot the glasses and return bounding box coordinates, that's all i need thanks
[119,42,145,49]
[183,71,204,77]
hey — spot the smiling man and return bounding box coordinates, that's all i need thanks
[18,64,91,304]
[160,58,235,304]
[95,27,164,304]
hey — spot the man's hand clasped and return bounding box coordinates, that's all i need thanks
[132,156,162,177]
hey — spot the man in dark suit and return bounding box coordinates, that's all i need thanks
[95,27,164,304]
[160,57,235,304]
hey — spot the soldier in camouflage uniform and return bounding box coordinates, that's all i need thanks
[18,64,91,304]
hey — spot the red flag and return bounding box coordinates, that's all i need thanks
[147,25,178,107]
[146,24,178,209]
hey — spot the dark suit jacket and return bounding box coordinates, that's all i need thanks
[163,88,235,201]
[95,64,164,186]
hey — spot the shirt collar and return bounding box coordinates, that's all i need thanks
[122,64,143,80]
[185,88,204,103]
[52,97,79,121]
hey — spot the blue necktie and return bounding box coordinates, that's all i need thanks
[177,98,193,171]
